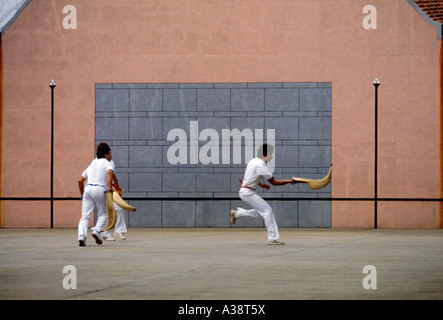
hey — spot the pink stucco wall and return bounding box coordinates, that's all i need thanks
[1,0,441,228]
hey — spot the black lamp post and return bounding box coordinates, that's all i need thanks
[49,79,56,229]
[373,77,380,229]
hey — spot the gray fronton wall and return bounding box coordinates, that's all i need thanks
[95,82,331,228]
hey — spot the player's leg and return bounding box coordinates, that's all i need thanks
[236,192,283,244]
[101,229,115,241]
[90,187,107,244]
[113,203,127,239]
[248,194,280,242]
[78,188,94,245]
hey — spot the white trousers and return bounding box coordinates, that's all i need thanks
[237,189,280,241]
[78,185,108,240]
[102,203,127,237]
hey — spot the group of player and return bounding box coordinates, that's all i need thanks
[77,142,298,246]
[77,143,127,246]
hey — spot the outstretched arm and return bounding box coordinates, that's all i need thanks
[267,177,294,186]
[259,177,294,190]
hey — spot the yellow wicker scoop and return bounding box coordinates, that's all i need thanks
[292,165,332,190]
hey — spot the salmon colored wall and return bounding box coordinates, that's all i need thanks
[378,202,441,228]
[332,201,374,229]
[1,201,50,228]
[0,0,441,228]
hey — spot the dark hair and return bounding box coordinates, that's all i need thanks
[96,142,111,159]
[257,143,274,158]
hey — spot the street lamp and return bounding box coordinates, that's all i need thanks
[49,80,56,228]
[373,77,380,229]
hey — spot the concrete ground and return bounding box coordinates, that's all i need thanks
[0,228,442,300]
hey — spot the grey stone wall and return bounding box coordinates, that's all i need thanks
[95,82,331,228]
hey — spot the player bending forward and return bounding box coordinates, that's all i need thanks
[230,144,295,245]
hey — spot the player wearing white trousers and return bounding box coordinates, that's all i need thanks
[237,188,279,241]
[77,143,119,246]
[78,184,108,240]
[102,202,127,240]
[231,144,295,245]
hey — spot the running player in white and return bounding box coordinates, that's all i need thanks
[77,142,119,246]
[231,144,295,245]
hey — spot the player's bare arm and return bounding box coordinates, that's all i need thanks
[106,169,114,191]
[78,176,86,197]
[111,172,120,190]
[258,177,294,190]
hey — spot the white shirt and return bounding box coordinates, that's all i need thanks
[241,158,273,190]
[81,158,115,187]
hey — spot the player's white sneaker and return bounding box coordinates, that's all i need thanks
[267,239,285,245]
[92,230,103,245]
[116,233,127,240]
[78,236,86,247]
[230,210,239,225]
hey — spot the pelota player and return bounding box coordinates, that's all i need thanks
[230,143,295,245]
[77,142,120,246]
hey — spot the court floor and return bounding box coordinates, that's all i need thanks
[0,228,442,300]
